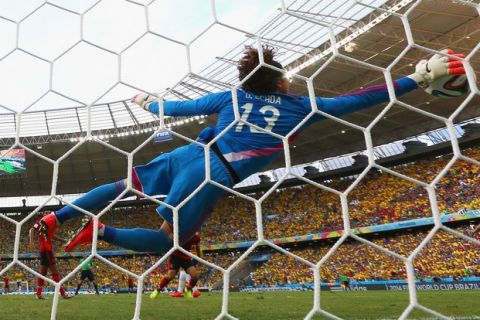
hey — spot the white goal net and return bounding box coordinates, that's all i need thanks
[0,0,479,319]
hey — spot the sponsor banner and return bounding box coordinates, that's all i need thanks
[355,210,480,235]
[241,281,480,292]
[241,286,313,293]
[386,282,480,291]
[241,285,371,292]
[326,281,480,291]
[326,284,375,291]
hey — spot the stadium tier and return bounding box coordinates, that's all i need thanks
[1,226,478,295]
[1,147,479,293]
[2,145,480,254]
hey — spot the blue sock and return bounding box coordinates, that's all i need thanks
[56,180,126,224]
[102,226,173,254]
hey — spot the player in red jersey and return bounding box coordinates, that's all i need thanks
[2,274,9,294]
[127,276,134,294]
[150,233,202,299]
[29,212,72,300]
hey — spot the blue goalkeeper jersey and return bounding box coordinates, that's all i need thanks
[148,77,417,180]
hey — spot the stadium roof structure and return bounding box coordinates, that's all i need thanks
[0,0,479,198]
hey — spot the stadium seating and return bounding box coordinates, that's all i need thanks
[1,148,479,290]
[2,226,477,291]
[252,226,479,286]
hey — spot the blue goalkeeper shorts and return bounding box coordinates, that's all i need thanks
[132,143,233,242]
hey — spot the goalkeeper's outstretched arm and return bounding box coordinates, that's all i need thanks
[132,48,465,121]
[314,49,465,119]
[132,91,231,117]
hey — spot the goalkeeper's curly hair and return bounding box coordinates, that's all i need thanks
[238,45,285,94]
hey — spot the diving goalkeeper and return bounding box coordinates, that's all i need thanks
[39,47,465,255]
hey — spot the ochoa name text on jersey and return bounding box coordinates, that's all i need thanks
[245,92,282,104]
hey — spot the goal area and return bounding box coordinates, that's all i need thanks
[0,0,479,319]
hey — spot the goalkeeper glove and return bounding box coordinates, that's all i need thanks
[131,93,156,111]
[408,49,465,88]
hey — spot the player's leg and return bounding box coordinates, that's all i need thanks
[184,266,198,298]
[56,148,174,225]
[150,267,177,299]
[56,180,128,224]
[170,269,187,298]
[36,263,48,299]
[178,270,187,292]
[97,180,228,252]
[39,179,128,239]
[92,281,100,295]
[65,217,174,253]
[65,180,207,253]
[95,182,221,253]
[65,145,232,253]
[162,269,177,289]
[187,264,201,298]
[64,152,179,252]
[93,152,210,252]
[99,221,174,253]
[88,271,99,295]
[41,152,174,239]
[75,272,85,295]
[48,257,72,299]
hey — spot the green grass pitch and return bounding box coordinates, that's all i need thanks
[1,291,479,319]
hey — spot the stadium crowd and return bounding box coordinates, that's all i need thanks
[202,147,480,243]
[1,147,480,249]
[1,148,479,292]
[1,225,477,292]
[251,226,479,286]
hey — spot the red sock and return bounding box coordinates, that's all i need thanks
[157,276,170,291]
[52,274,66,296]
[36,278,44,296]
[187,278,197,290]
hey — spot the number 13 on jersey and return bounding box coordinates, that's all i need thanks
[235,103,280,133]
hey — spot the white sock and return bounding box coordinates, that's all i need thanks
[178,271,188,292]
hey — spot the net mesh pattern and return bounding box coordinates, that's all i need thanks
[0,0,479,319]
